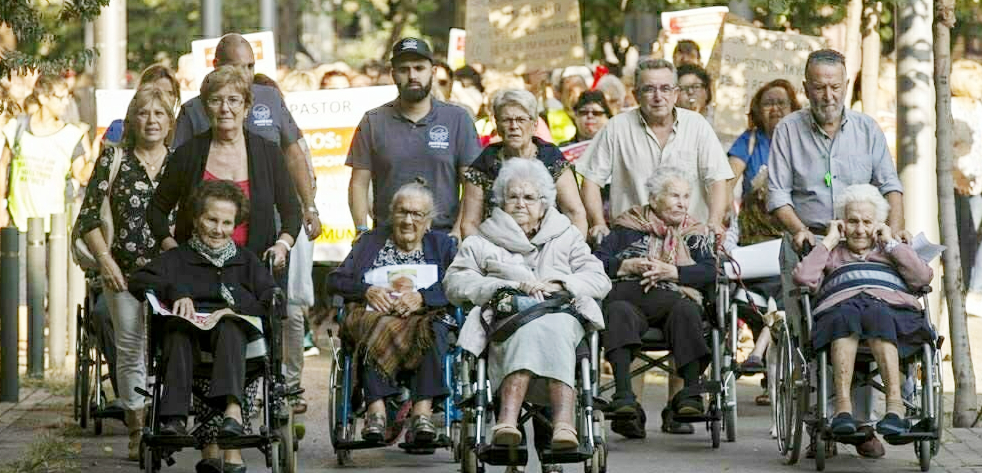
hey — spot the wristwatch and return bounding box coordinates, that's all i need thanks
[306,206,319,215]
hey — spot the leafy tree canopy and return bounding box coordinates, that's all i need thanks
[1,0,109,77]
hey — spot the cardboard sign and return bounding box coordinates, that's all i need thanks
[661,6,729,67]
[486,0,585,72]
[94,85,398,263]
[465,0,492,65]
[191,31,277,90]
[448,28,467,70]
[707,16,827,146]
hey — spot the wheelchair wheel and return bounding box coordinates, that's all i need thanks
[814,433,826,472]
[774,324,805,464]
[710,419,721,448]
[327,340,354,465]
[73,305,85,423]
[917,440,931,472]
[585,410,607,473]
[450,420,462,462]
[276,409,297,473]
[141,438,159,473]
[724,370,737,442]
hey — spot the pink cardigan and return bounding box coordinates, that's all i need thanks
[792,243,933,315]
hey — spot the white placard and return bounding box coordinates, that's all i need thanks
[191,31,277,90]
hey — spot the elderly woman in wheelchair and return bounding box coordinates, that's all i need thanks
[326,179,457,446]
[595,166,718,439]
[130,180,282,473]
[446,158,611,453]
[793,184,934,438]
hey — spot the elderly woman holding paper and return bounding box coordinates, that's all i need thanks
[326,178,457,446]
[129,180,279,473]
[793,184,934,438]
[445,158,610,451]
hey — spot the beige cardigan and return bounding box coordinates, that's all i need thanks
[445,207,611,356]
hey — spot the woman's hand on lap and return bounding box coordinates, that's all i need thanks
[98,257,128,292]
[617,257,654,277]
[173,298,195,318]
[393,291,424,317]
[365,286,393,313]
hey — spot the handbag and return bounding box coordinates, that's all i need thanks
[71,147,124,270]
[480,286,578,343]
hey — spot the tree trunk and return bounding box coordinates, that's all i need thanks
[844,0,863,105]
[934,0,979,428]
[384,0,413,63]
[861,1,881,116]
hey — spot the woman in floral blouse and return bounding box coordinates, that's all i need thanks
[76,85,175,461]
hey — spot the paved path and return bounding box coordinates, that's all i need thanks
[4,351,982,473]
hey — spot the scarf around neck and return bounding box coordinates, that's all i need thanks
[189,235,238,307]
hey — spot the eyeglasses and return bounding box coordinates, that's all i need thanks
[206,95,245,109]
[761,99,791,109]
[638,85,677,96]
[499,116,533,126]
[394,210,429,221]
[576,110,607,117]
[678,84,706,94]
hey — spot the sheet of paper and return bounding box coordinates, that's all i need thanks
[363,264,439,291]
[724,238,781,279]
[910,232,945,263]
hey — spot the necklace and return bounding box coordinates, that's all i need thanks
[134,147,167,173]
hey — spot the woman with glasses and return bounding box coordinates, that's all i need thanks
[561,90,612,146]
[676,64,714,120]
[460,88,588,238]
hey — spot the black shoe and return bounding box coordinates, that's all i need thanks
[830,412,858,436]
[660,408,694,435]
[672,394,704,418]
[218,417,245,439]
[195,458,222,473]
[739,355,765,374]
[606,394,639,416]
[407,415,436,445]
[223,462,247,473]
[160,417,188,436]
[876,413,910,437]
[611,405,646,439]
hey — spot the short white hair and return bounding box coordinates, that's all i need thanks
[834,184,889,223]
[492,88,538,120]
[491,158,557,208]
[645,166,691,198]
[388,178,435,223]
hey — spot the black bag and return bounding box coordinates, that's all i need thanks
[481,286,579,343]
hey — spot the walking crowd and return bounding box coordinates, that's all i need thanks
[0,25,974,473]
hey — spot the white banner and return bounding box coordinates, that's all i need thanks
[660,6,729,67]
[191,31,277,90]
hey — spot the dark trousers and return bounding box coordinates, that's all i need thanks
[160,317,248,418]
[603,282,710,375]
[362,321,451,403]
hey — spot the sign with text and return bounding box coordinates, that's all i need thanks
[486,0,585,72]
[448,28,467,70]
[94,86,398,262]
[661,6,729,67]
[191,31,277,90]
[707,16,826,146]
[465,0,492,65]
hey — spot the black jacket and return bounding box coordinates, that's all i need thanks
[594,226,717,291]
[129,245,278,317]
[147,130,300,256]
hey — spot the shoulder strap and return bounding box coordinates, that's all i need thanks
[107,147,123,185]
[747,129,757,156]
[12,115,29,150]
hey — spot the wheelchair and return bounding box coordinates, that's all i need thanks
[456,328,608,473]
[326,302,466,465]
[138,286,300,473]
[595,253,739,447]
[772,238,944,472]
[74,281,124,434]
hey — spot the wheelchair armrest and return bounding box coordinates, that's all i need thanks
[916,285,932,295]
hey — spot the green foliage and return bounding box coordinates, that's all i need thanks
[0,0,109,76]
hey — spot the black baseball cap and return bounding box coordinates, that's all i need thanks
[391,37,434,64]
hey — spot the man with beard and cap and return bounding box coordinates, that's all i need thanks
[172,33,321,416]
[767,48,911,461]
[347,38,482,239]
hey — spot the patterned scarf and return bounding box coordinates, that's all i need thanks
[189,235,238,307]
[612,204,710,302]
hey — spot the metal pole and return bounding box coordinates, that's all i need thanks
[203,0,223,39]
[1,227,19,402]
[94,0,127,90]
[26,218,45,378]
[48,214,67,370]
[261,0,277,35]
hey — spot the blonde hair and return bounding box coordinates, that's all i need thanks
[123,85,176,148]
[281,70,318,92]
[951,60,982,100]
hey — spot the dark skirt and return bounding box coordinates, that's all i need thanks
[812,293,935,358]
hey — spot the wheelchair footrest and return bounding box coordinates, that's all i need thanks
[477,444,529,466]
[827,431,868,444]
[604,409,640,421]
[144,434,197,449]
[334,439,388,451]
[216,434,269,450]
[673,408,722,424]
[539,444,593,464]
[93,407,126,421]
[883,420,939,446]
[398,434,452,452]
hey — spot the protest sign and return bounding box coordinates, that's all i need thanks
[94,86,398,263]
[707,16,826,146]
[661,6,729,67]
[191,31,277,89]
[448,28,467,70]
[465,0,492,65]
[486,0,585,72]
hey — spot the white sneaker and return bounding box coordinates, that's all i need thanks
[967,291,982,317]
[303,346,320,357]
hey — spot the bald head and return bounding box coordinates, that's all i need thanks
[214,34,256,73]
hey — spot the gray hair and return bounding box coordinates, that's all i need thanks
[834,184,889,223]
[805,49,846,78]
[388,178,435,222]
[492,88,538,121]
[634,59,678,89]
[644,166,691,198]
[491,158,557,208]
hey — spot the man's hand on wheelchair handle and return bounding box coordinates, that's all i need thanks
[173,298,196,318]
[794,228,817,252]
